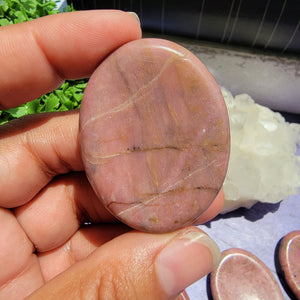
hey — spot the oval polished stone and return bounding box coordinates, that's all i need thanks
[210,248,284,300]
[79,38,230,233]
[279,231,300,299]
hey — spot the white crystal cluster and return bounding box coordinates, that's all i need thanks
[221,88,300,213]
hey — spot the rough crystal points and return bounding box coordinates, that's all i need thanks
[79,38,230,233]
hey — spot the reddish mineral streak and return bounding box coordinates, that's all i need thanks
[279,231,300,299]
[210,248,284,300]
[79,38,230,233]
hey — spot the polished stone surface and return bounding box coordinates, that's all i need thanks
[279,230,300,299]
[210,248,284,300]
[80,38,230,233]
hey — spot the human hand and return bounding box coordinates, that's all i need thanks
[0,10,223,299]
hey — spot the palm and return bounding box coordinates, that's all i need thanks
[0,111,131,298]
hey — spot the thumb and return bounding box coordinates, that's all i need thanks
[28,226,220,299]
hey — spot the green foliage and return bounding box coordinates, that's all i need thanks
[0,0,86,125]
[0,0,59,24]
[0,80,88,125]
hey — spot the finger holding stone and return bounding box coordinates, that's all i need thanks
[14,172,116,253]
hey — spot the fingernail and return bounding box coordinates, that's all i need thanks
[155,229,221,297]
[127,11,140,25]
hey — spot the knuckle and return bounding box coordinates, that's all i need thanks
[97,270,137,300]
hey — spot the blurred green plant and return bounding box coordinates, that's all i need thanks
[0,80,88,125]
[0,0,60,25]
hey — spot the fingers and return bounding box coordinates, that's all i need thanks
[0,208,44,299]
[193,189,224,225]
[0,10,141,208]
[0,10,141,109]
[14,170,223,253]
[1,255,43,300]
[14,172,116,252]
[0,208,34,285]
[0,111,81,207]
[38,224,131,282]
[28,227,221,300]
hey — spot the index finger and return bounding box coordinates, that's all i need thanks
[0,10,141,207]
[0,10,141,109]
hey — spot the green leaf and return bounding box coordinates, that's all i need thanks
[73,83,88,89]
[0,0,10,14]
[5,105,29,118]
[26,98,41,114]
[0,113,11,125]
[44,93,60,112]
[21,0,37,16]
[13,10,28,23]
[0,18,11,25]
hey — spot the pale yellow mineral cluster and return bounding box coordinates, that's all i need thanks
[221,88,300,213]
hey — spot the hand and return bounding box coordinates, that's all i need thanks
[0,11,223,299]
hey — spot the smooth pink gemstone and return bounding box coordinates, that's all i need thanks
[80,38,230,233]
[279,230,300,299]
[210,248,284,300]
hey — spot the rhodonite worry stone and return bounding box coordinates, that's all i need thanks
[79,38,230,233]
[210,248,284,299]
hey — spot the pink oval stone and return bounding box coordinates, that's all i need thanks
[279,231,300,299]
[210,248,284,300]
[79,38,230,233]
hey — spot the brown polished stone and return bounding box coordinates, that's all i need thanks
[80,38,230,233]
[279,230,300,299]
[210,248,284,300]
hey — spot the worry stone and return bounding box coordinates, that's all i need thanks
[278,230,300,299]
[210,248,284,300]
[79,38,230,233]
